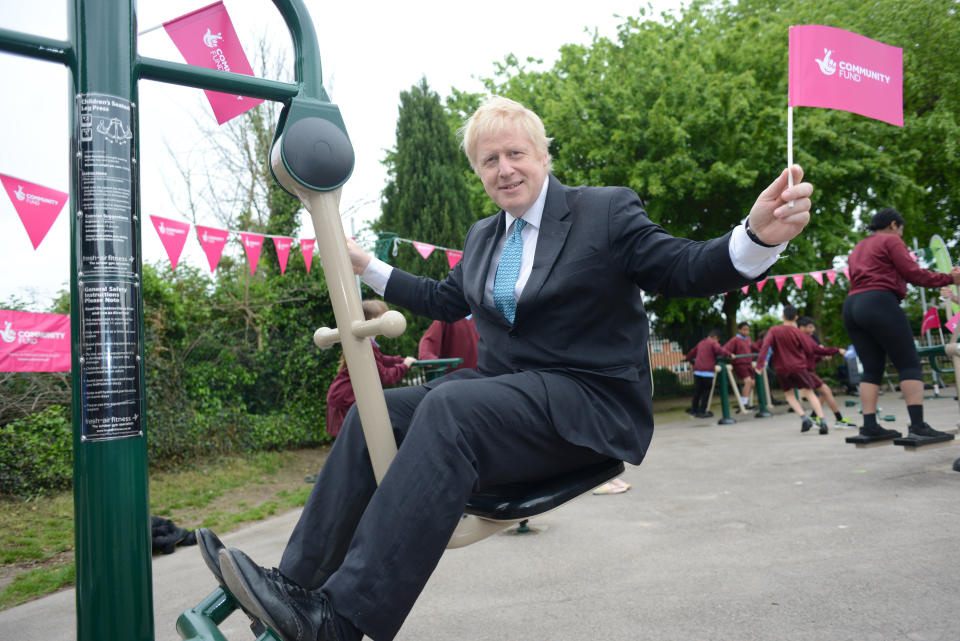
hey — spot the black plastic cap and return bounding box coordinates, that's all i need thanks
[281,117,355,190]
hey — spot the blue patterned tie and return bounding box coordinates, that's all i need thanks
[493,218,527,323]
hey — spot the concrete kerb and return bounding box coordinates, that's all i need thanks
[1,392,958,640]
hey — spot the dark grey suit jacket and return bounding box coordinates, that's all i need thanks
[384,175,754,464]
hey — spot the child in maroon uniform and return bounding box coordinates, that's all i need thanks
[755,305,834,433]
[723,322,757,410]
[685,329,732,418]
[417,316,480,371]
[797,316,856,428]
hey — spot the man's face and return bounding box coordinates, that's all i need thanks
[474,124,549,216]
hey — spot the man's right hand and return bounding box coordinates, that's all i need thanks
[346,236,372,275]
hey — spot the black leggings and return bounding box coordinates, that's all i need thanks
[842,289,923,385]
[691,375,713,413]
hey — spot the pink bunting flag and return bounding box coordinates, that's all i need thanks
[0,173,68,249]
[300,238,315,273]
[196,225,230,273]
[774,275,788,291]
[826,269,837,284]
[920,307,941,334]
[741,286,750,295]
[946,312,959,334]
[842,268,850,281]
[446,250,463,269]
[789,25,903,126]
[273,236,293,275]
[163,1,264,125]
[150,215,191,270]
[756,278,768,292]
[0,309,71,372]
[413,241,435,259]
[792,274,805,289]
[239,232,264,275]
[809,271,824,286]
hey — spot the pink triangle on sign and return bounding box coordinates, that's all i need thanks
[810,271,824,286]
[273,236,293,275]
[150,215,191,271]
[774,275,788,291]
[792,274,805,289]
[239,232,264,275]
[446,249,463,269]
[741,286,750,295]
[300,238,315,273]
[825,269,837,285]
[0,173,68,249]
[196,225,230,273]
[413,241,435,259]
[756,278,768,292]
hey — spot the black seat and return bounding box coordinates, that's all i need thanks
[464,459,625,521]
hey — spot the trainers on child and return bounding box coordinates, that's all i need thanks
[801,416,814,432]
[907,422,952,439]
[817,418,829,434]
[837,416,857,429]
[859,426,901,439]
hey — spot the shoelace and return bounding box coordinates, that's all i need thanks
[265,567,312,600]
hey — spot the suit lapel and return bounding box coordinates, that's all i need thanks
[465,212,504,309]
[517,175,571,314]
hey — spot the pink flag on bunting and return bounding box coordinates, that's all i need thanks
[774,275,788,291]
[826,269,837,284]
[413,242,435,259]
[163,1,264,125]
[946,312,959,334]
[741,286,750,295]
[150,215,191,270]
[792,274,805,289]
[809,271,824,286]
[920,308,941,334]
[0,173,68,249]
[756,278,768,292]
[239,232,264,275]
[842,267,850,281]
[0,309,70,372]
[273,236,293,275]
[446,250,463,269]
[300,238,315,273]
[196,225,230,273]
[789,25,903,126]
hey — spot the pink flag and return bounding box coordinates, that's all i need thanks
[920,308,941,334]
[789,25,903,127]
[0,309,70,372]
[774,275,788,291]
[0,173,68,249]
[150,215,191,270]
[240,232,264,275]
[273,236,293,275]
[842,267,850,281]
[741,285,750,295]
[300,238,315,273]
[413,242,435,259]
[826,269,837,285]
[163,1,264,125]
[196,225,230,273]
[809,271,824,286]
[946,312,959,334]
[756,278,768,292]
[792,274,805,289]
[446,250,463,269]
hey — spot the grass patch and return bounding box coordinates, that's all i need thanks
[0,447,324,610]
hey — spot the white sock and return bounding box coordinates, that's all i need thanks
[741,397,749,405]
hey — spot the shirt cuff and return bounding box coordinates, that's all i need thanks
[729,223,787,279]
[361,256,394,295]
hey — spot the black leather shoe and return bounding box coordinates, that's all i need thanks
[197,529,266,637]
[220,548,349,641]
[818,418,829,435]
[800,416,814,432]
[859,426,901,439]
[907,422,953,439]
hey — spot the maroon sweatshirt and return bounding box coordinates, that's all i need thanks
[847,233,952,300]
[756,325,834,376]
[417,317,480,371]
[325,342,409,437]
[686,338,732,374]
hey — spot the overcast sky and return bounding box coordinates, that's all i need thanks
[0,0,685,309]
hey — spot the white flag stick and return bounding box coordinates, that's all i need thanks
[787,106,794,207]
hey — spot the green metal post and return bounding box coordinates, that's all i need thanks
[717,360,736,424]
[69,1,153,640]
[753,370,772,418]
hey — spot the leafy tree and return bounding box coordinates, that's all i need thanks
[373,77,475,355]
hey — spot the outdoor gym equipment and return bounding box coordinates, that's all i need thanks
[707,354,772,424]
[1,2,621,640]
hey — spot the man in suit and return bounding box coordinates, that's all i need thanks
[205,96,814,641]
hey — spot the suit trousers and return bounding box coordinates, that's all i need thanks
[279,368,613,640]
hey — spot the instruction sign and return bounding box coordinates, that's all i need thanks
[75,93,143,442]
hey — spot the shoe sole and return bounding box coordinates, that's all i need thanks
[196,529,225,586]
[219,549,285,639]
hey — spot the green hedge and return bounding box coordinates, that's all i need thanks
[0,405,73,498]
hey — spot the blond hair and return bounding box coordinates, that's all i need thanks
[459,96,553,173]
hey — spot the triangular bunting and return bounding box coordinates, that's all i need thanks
[774,275,788,291]
[809,271,824,286]
[413,241,435,259]
[239,232,264,275]
[756,278,768,292]
[826,269,837,285]
[446,249,463,269]
[150,215,191,271]
[0,173,68,249]
[300,238,315,273]
[273,236,293,275]
[946,312,959,334]
[741,285,750,295]
[196,225,230,273]
[842,268,850,281]
[792,274,805,289]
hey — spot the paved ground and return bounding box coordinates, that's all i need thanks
[2,392,959,641]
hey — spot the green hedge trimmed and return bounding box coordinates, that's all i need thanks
[0,405,73,498]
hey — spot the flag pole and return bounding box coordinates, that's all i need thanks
[787,105,794,206]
